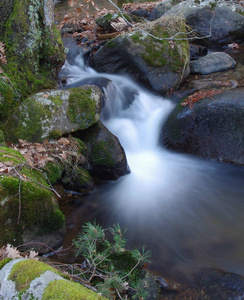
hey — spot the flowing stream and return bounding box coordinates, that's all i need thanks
[60,52,244,282]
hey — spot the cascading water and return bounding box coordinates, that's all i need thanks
[61,52,244,281]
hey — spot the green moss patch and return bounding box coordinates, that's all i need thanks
[0,147,65,245]
[0,257,12,270]
[42,161,64,185]
[67,87,97,129]
[42,279,107,300]
[130,17,189,71]
[8,260,59,292]
[91,140,116,167]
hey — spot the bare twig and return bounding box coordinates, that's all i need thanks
[16,242,61,258]
[17,179,22,225]
[107,0,214,41]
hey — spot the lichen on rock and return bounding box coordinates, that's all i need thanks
[3,85,103,143]
[0,0,65,122]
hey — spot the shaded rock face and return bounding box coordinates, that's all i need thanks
[91,17,190,93]
[3,85,103,143]
[74,121,129,180]
[161,88,244,165]
[0,0,14,37]
[0,0,65,121]
[164,0,244,46]
[190,44,208,60]
[148,0,175,21]
[190,52,236,74]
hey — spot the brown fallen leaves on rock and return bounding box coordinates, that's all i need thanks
[0,244,38,260]
[122,1,161,14]
[0,137,84,177]
[181,89,223,108]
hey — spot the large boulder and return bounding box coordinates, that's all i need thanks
[0,147,65,248]
[161,88,244,165]
[0,0,65,122]
[164,0,244,46]
[75,121,129,180]
[3,85,102,143]
[92,16,190,93]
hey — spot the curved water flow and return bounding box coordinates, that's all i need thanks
[61,54,244,281]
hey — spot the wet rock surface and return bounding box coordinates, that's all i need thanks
[162,87,244,165]
[74,121,129,181]
[190,52,236,74]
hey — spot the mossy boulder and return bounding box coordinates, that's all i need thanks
[75,121,129,180]
[3,85,103,143]
[0,0,65,122]
[91,16,190,92]
[0,258,107,299]
[0,147,65,247]
[161,87,244,165]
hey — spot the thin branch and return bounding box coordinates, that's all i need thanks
[17,178,22,225]
[16,242,61,258]
[116,288,124,300]
[121,260,141,280]
[107,0,214,41]
[24,174,61,197]
[43,171,61,198]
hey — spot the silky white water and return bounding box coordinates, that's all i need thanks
[61,53,244,280]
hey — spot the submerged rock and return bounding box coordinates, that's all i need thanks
[74,121,129,180]
[162,87,244,165]
[0,147,65,248]
[92,16,190,93]
[3,85,103,143]
[190,52,236,74]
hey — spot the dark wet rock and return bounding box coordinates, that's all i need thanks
[148,0,176,21]
[61,164,95,193]
[162,87,244,165]
[130,8,149,19]
[164,0,244,46]
[192,269,244,300]
[157,269,244,299]
[190,44,208,60]
[190,52,236,74]
[137,271,161,300]
[92,17,190,93]
[74,121,129,181]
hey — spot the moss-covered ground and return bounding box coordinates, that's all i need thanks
[0,147,65,246]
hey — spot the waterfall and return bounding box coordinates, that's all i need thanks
[61,53,244,279]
